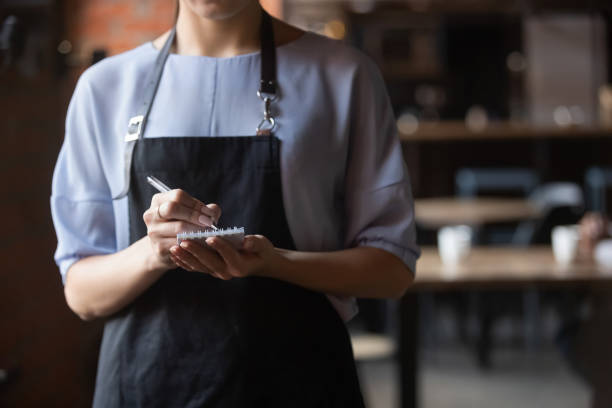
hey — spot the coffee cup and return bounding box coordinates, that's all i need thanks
[438,225,472,265]
[594,239,612,269]
[551,225,580,265]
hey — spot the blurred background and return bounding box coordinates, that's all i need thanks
[1,0,612,407]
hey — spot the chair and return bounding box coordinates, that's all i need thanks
[478,183,584,367]
[508,183,584,357]
[512,182,585,245]
[585,167,612,212]
[449,171,583,368]
[456,167,540,198]
[455,167,540,244]
[423,168,540,367]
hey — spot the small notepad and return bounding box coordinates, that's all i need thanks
[177,227,245,249]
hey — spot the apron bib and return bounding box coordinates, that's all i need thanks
[92,11,364,408]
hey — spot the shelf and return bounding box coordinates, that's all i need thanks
[399,121,612,142]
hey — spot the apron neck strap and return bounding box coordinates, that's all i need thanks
[124,26,176,143]
[128,8,276,143]
[115,9,277,200]
[259,10,276,96]
[142,25,176,130]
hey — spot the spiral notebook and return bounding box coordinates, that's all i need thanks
[177,227,245,249]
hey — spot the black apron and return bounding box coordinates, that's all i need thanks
[92,11,365,408]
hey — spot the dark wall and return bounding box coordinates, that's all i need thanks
[0,5,102,407]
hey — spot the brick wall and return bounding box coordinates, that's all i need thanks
[0,1,282,406]
[63,0,281,70]
[63,0,175,68]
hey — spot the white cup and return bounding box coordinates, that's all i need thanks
[438,225,473,265]
[594,239,612,269]
[551,225,580,265]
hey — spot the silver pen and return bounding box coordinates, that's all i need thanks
[146,175,218,230]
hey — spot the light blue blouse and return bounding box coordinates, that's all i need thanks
[51,31,420,320]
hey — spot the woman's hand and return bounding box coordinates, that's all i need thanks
[169,234,277,280]
[172,240,413,298]
[63,191,222,321]
[143,189,221,272]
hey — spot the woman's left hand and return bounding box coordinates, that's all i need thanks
[169,234,277,280]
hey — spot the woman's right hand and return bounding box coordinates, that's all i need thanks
[143,189,221,271]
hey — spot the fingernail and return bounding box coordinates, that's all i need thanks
[198,215,211,227]
[180,241,188,249]
[206,237,214,245]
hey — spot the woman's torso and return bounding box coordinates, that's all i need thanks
[86,32,360,260]
[90,28,366,406]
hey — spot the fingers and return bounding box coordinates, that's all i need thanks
[170,245,226,279]
[179,240,232,280]
[204,203,222,225]
[170,245,203,272]
[144,189,221,270]
[207,237,241,267]
[158,200,215,228]
[147,221,199,243]
[172,237,266,280]
[151,189,199,209]
[170,251,193,271]
[148,189,221,227]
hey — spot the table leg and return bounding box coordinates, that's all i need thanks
[399,293,419,408]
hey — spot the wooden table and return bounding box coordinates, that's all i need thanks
[415,246,612,288]
[399,246,612,408]
[415,197,542,228]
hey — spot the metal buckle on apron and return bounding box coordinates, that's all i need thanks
[256,89,277,135]
[125,115,144,142]
[113,115,145,199]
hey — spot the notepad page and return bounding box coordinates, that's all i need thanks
[177,227,245,249]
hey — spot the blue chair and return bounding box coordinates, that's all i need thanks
[448,169,583,368]
[585,167,612,213]
[456,167,540,198]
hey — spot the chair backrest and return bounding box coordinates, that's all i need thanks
[585,167,612,212]
[454,168,539,245]
[521,205,584,245]
[528,182,584,210]
[512,182,585,246]
[455,167,540,198]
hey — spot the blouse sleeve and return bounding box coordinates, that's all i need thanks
[343,56,420,275]
[51,73,116,284]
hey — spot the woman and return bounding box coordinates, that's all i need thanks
[51,0,419,406]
